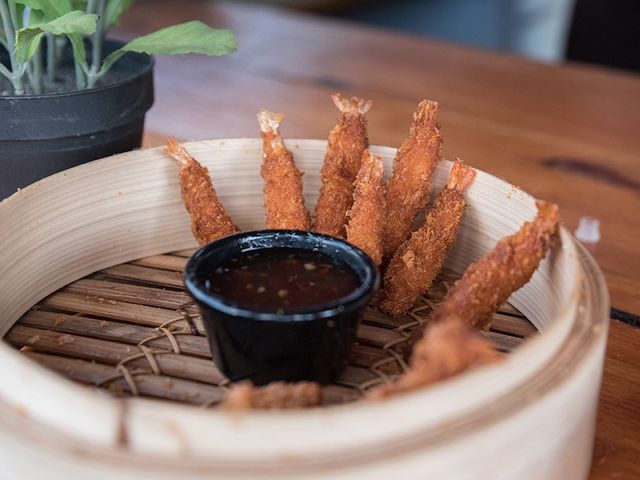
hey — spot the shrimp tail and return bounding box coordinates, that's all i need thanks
[257,109,285,133]
[534,200,560,233]
[164,137,191,166]
[446,158,476,192]
[414,99,439,123]
[332,92,373,115]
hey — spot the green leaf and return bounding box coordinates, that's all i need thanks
[25,9,48,26]
[14,0,73,18]
[104,0,133,27]
[99,21,236,77]
[42,10,96,35]
[15,31,45,64]
[120,20,236,56]
[15,10,97,63]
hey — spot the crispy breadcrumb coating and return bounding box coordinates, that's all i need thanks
[383,100,442,259]
[222,381,322,410]
[367,317,502,400]
[399,201,560,357]
[258,109,311,230]
[164,138,239,245]
[346,150,386,265]
[381,159,475,316]
[313,93,372,238]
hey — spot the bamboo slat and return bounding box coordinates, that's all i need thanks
[170,249,198,258]
[40,291,205,334]
[131,255,188,272]
[20,310,210,358]
[7,325,224,385]
[101,264,184,288]
[65,278,192,309]
[25,352,225,405]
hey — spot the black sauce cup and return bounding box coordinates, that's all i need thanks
[184,230,380,386]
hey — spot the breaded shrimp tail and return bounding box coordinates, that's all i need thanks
[346,150,386,265]
[164,138,239,245]
[381,159,475,317]
[383,100,442,260]
[222,381,322,410]
[258,109,310,230]
[313,93,372,238]
[367,317,502,400]
[400,201,560,357]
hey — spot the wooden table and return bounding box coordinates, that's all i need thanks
[115,2,640,478]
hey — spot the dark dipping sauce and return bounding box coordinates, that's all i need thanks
[206,248,361,312]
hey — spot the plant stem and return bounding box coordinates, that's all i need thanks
[7,0,17,29]
[0,0,23,94]
[75,60,86,90]
[25,56,34,90]
[0,62,13,82]
[86,0,96,14]
[55,36,65,64]
[46,32,56,85]
[32,44,42,94]
[87,0,107,88]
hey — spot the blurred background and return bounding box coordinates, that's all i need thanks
[252,0,640,72]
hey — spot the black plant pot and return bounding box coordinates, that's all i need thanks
[0,40,154,200]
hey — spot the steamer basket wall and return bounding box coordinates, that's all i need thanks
[0,139,609,479]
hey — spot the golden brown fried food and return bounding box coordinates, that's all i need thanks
[346,150,386,265]
[367,317,502,400]
[222,381,322,410]
[258,109,311,230]
[164,138,239,245]
[399,201,560,357]
[429,201,559,329]
[380,159,476,316]
[383,100,442,260]
[313,93,372,238]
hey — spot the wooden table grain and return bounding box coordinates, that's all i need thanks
[115,2,640,478]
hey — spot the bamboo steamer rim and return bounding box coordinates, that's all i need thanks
[0,139,609,475]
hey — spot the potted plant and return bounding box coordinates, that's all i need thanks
[0,0,237,199]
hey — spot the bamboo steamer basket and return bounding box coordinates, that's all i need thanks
[0,139,609,479]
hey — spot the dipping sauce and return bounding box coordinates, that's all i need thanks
[206,248,361,311]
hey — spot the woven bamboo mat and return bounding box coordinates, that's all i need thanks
[5,249,537,407]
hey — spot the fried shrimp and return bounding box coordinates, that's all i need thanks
[367,317,502,400]
[258,109,310,230]
[380,159,476,316]
[383,100,442,259]
[346,150,386,265]
[222,381,322,410]
[399,201,560,356]
[164,138,239,245]
[313,93,372,238]
[428,201,559,329]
